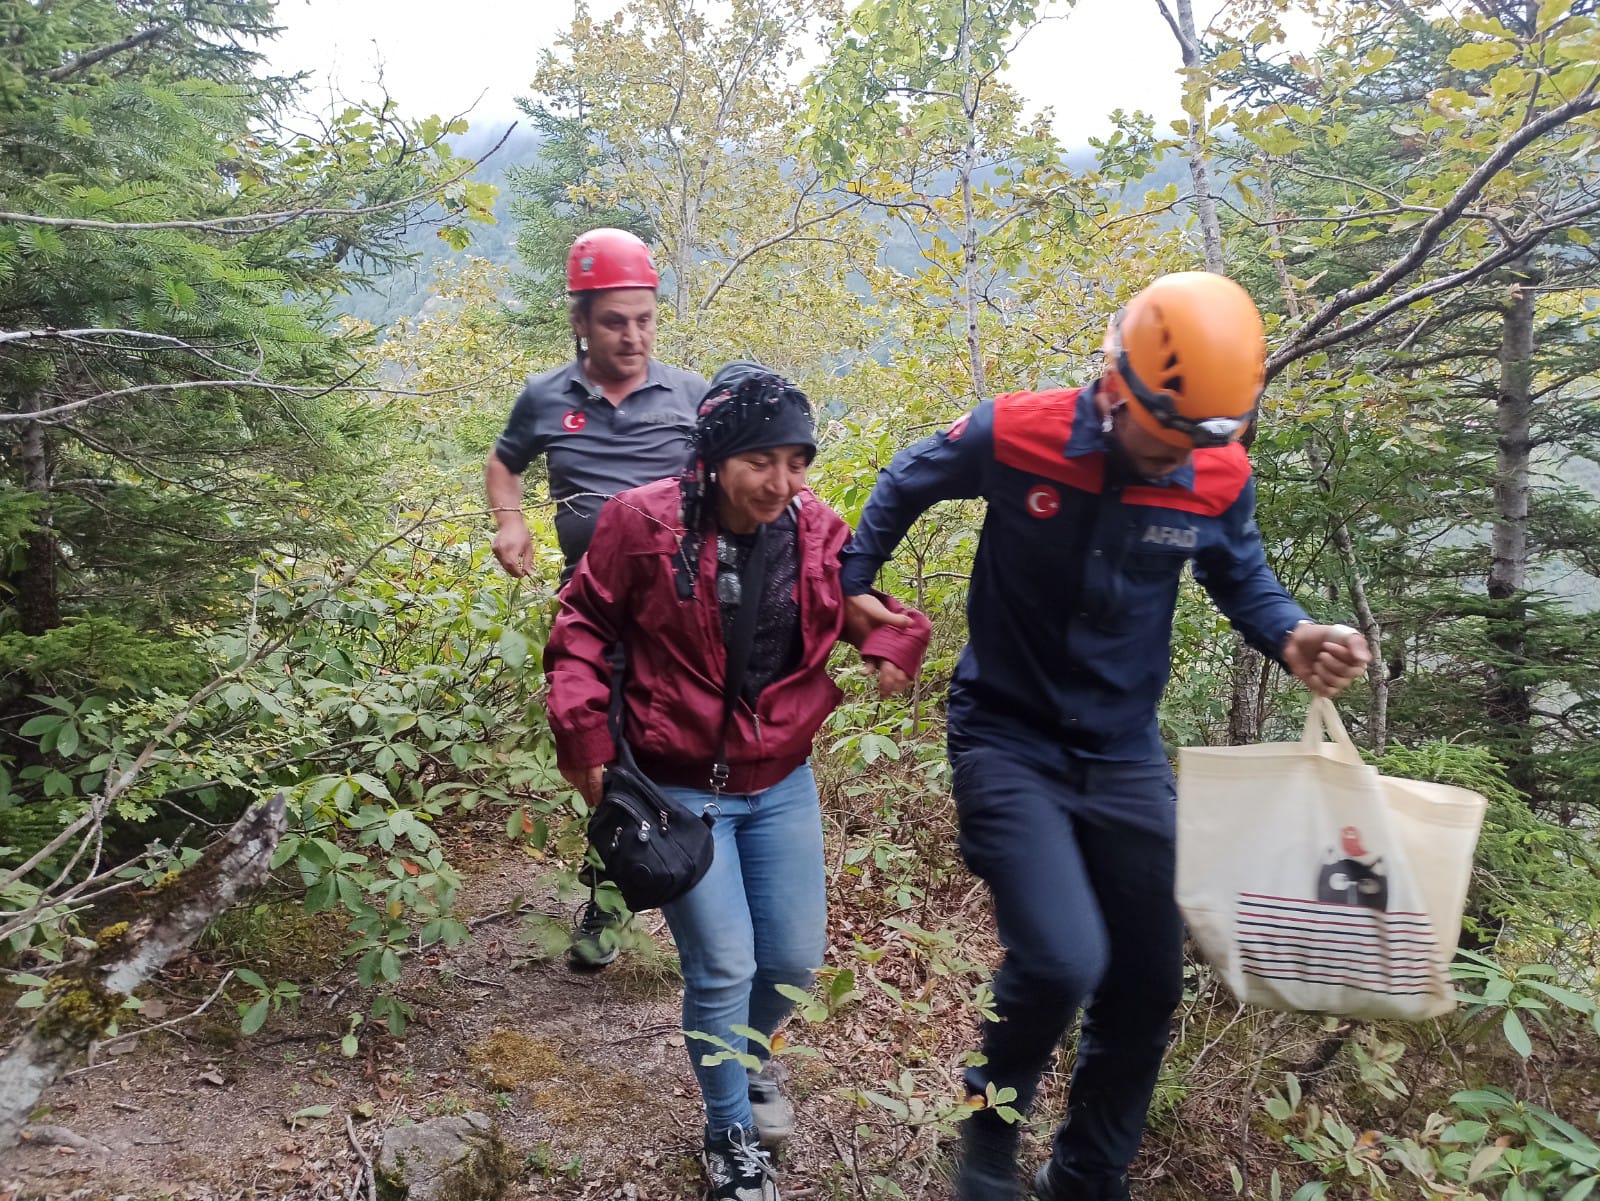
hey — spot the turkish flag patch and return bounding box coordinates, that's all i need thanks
[1025,484,1060,519]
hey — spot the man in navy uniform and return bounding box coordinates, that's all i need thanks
[839,273,1371,1200]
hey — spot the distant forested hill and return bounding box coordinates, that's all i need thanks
[338,129,1193,333]
[336,124,538,330]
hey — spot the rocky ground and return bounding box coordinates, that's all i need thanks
[0,807,1008,1201]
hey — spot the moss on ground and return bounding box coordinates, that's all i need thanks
[200,894,347,979]
[467,1031,566,1092]
[465,1029,651,1125]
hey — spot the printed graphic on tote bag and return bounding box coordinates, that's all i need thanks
[1235,824,1438,998]
[1315,825,1389,911]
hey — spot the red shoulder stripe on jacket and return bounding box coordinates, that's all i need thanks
[992,389,1104,492]
[1122,443,1252,516]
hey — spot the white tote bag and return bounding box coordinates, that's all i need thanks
[1176,698,1487,1021]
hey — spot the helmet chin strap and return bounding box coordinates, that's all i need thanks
[1095,372,1120,434]
[1099,378,1129,438]
[1102,401,1188,485]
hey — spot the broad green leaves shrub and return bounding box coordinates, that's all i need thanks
[1,524,582,1031]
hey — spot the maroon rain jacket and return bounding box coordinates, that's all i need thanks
[544,478,932,794]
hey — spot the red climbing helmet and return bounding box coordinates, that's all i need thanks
[565,228,660,293]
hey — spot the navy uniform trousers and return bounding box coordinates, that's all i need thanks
[950,719,1185,1185]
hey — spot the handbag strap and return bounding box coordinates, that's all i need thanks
[712,521,769,792]
[605,645,641,772]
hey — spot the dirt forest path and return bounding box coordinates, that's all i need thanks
[0,806,997,1201]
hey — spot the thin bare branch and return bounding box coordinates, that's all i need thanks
[698,193,867,310]
[93,970,235,1056]
[0,327,226,349]
[1269,195,1600,377]
[1153,0,1194,58]
[1,368,507,426]
[348,1114,378,1201]
[1268,87,1600,375]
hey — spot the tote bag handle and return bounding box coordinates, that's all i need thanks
[1301,696,1364,764]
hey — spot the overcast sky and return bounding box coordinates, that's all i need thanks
[266,0,1199,146]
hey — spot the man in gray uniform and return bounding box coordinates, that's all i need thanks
[488,228,705,580]
[486,227,706,967]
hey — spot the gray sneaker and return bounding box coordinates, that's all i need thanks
[748,1065,794,1150]
[568,898,623,969]
[704,1126,779,1200]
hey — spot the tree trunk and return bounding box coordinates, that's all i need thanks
[1226,651,1264,744]
[1163,0,1260,742]
[1333,521,1387,749]
[1173,0,1224,275]
[16,391,61,635]
[1486,267,1536,796]
[959,0,986,400]
[1260,155,1391,748]
[674,187,696,318]
[0,796,287,1148]
[1306,433,1389,749]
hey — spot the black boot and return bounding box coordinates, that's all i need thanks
[955,1105,1022,1201]
[703,1126,779,1200]
[1032,1161,1130,1201]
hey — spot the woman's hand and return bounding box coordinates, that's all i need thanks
[864,657,913,699]
[561,764,605,808]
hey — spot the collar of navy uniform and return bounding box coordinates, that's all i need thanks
[1065,379,1195,490]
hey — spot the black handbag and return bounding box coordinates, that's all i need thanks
[586,522,769,911]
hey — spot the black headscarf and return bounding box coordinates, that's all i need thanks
[674,362,817,599]
[693,362,817,465]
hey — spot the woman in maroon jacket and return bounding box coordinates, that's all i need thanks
[545,363,930,1201]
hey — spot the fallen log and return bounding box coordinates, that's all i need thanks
[0,794,287,1148]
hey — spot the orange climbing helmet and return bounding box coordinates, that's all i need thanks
[566,228,660,293]
[1102,271,1266,449]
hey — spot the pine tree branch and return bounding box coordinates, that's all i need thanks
[0,123,515,235]
[41,21,176,83]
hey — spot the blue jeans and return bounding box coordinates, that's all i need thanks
[949,723,1185,1188]
[660,763,827,1137]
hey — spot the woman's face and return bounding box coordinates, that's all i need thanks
[715,445,811,532]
